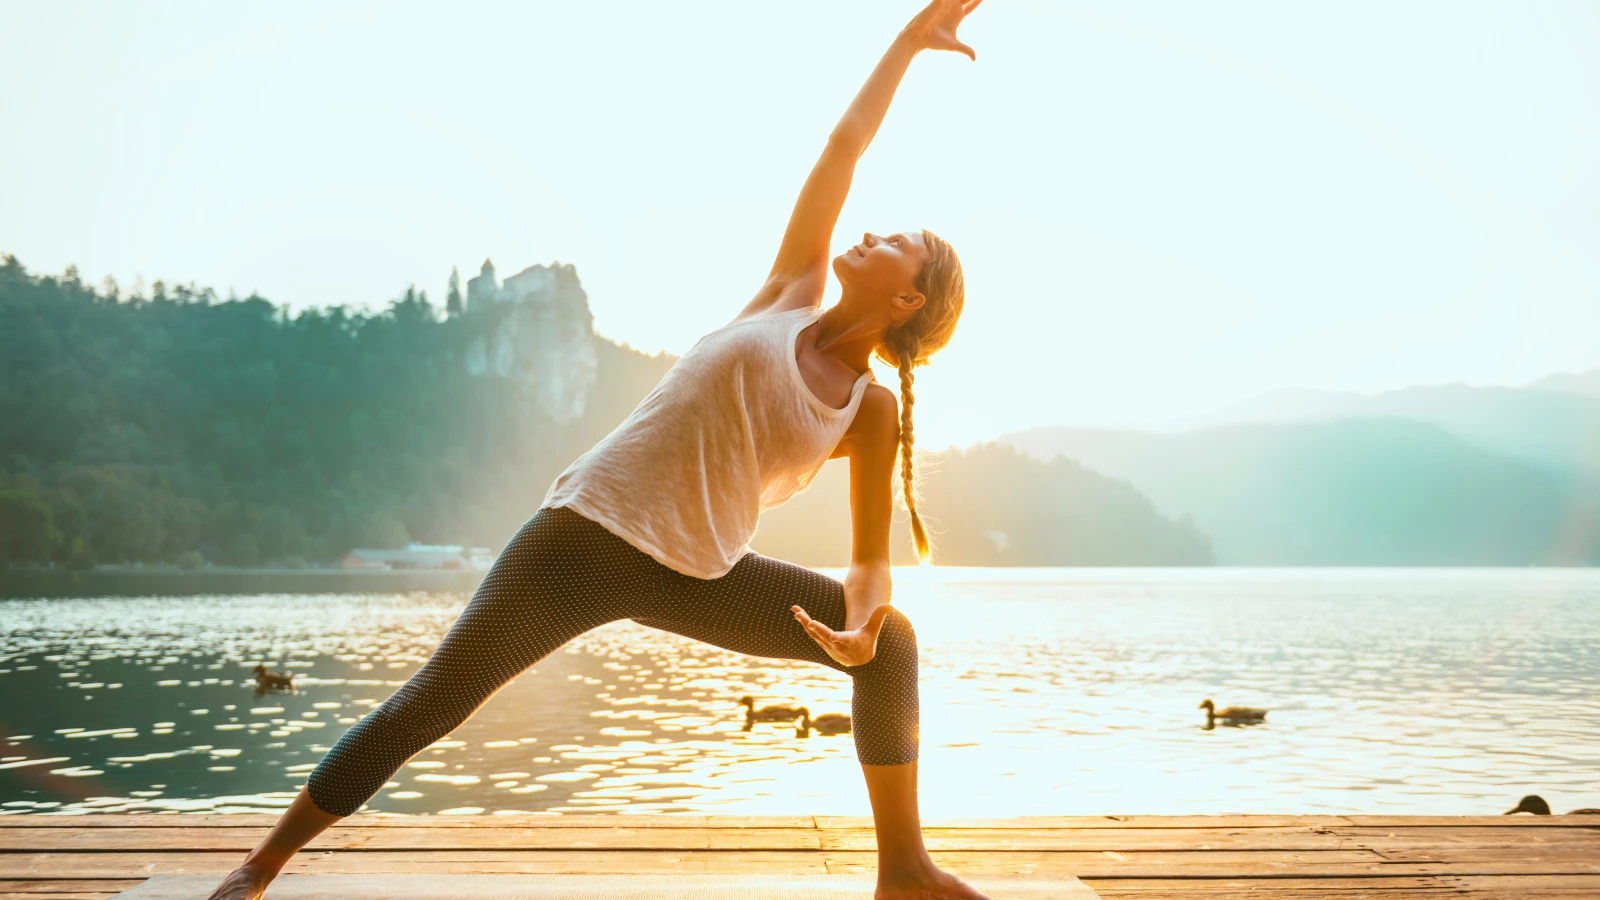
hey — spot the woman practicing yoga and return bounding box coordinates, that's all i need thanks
[208,1,984,897]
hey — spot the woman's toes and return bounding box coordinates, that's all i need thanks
[875,870,991,900]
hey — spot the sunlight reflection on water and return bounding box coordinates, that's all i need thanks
[2,567,1597,817]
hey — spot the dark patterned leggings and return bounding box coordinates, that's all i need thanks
[306,505,919,817]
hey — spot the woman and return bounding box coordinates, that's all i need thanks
[208,2,984,898]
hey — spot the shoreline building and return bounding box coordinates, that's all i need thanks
[340,542,497,571]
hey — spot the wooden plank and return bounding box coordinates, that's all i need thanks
[3,823,1590,855]
[0,827,823,853]
[7,852,841,879]
[106,873,1101,900]
[834,828,1352,853]
[1343,817,1600,829]
[0,883,139,895]
[1085,877,1464,897]
[0,890,120,896]
[1329,826,1600,842]
[5,849,1406,880]
[1445,874,1600,896]
[1374,845,1600,868]
[0,825,1375,854]
[0,827,1326,854]
[1088,874,1600,897]
[822,816,1361,830]
[0,816,814,830]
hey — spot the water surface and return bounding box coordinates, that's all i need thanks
[2,568,1597,817]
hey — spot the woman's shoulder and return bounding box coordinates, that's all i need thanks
[862,381,897,411]
[851,383,899,434]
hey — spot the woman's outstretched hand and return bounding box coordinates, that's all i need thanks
[793,603,895,668]
[903,0,983,61]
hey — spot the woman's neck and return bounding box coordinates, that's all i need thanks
[812,301,888,373]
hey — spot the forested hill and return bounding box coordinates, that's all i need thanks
[0,256,673,568]
[0,256,1211,569]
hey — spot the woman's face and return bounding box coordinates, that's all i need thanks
[833,231,929,315]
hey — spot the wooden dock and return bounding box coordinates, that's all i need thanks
[1,814,1596,899]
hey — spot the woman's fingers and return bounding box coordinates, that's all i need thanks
[793,605,839,643]
[962,0,984,17]
[793,605,823,628]
[793,604,889,667]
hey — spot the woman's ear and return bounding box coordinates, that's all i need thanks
[893,290,927,320]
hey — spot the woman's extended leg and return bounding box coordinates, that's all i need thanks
[204,507,661,900]
[638,553,986,899]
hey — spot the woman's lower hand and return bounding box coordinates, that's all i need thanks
[792,603,894,667]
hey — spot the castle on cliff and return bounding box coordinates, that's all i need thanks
[462,258,598,424]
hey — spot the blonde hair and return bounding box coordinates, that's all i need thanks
[873,229,965,562]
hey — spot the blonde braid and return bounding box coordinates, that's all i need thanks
[895,341,930,562]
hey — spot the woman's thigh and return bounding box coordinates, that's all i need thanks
[634,552,850,673]
[423,506,667,690]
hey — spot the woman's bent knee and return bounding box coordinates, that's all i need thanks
[871,606,918,672]
[850,607,919,766]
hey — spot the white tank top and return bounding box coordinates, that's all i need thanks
[541,306,875,579]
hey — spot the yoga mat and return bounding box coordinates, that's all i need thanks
[112,873,1100,899]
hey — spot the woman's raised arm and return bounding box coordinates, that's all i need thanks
[743,0,981,317]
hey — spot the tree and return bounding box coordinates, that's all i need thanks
[0,487,61,564]
[446,267,462,318]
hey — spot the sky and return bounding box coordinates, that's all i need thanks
[3,1,1598,449]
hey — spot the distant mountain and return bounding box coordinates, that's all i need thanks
[1532,367,1600,399]
[1196,382,1600,482]
[753,443,1214,567]
[1001,419,1596,566]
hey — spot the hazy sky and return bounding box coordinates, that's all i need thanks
[4,1,1598,448]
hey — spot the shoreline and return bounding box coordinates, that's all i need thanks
[0,567,486,598]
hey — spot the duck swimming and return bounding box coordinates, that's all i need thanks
[796,708,852,737]
[253,664,296,693]
[739,696,806,726]
[1199,698,1266,725]
[1504,794,1600,816]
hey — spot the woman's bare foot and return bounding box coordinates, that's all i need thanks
[203,862,273,900]
[876,866,992,900]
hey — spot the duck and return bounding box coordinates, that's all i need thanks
[1504,794,1600,816]
[253,664,296,692]
[1199,699,1266,725]
[739,696,805,726]
[796,708,852,737]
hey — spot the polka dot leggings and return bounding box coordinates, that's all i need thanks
[306,505,919,817]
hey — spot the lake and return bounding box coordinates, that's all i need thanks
[2,568,1597,818]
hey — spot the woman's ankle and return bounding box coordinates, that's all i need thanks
[876,851,943,886]
[236,853,282,883]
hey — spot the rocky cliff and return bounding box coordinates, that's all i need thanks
[464,258,598,424]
